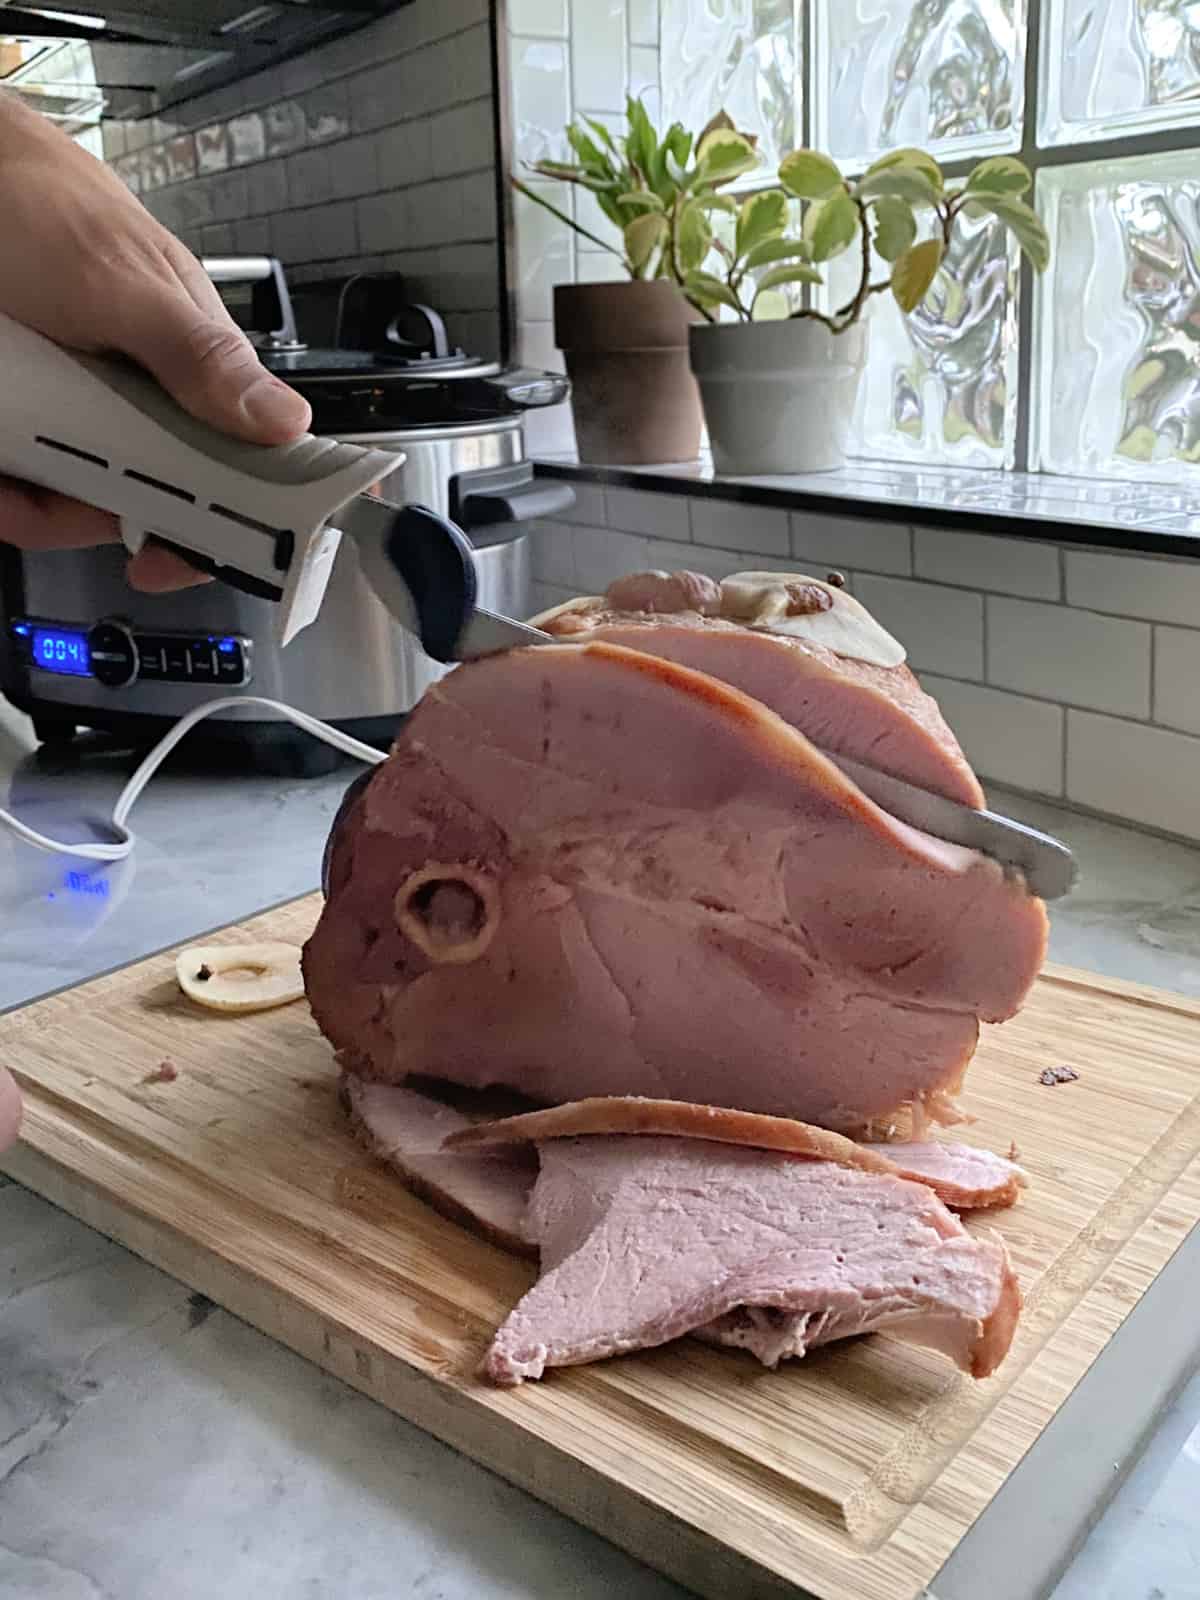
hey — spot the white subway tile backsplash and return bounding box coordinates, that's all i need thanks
[1067,711,1200,841]
[284,147,333,208]
[914,527,1060,599]
[604,486,690,540]
[264,100,307,157]
[691,499,789,558]
[921,677,1065,796]
[301,82,351,144]
[854,576,984,679]
[515,181,575,323]
[509,36,571,165]
[245,158,287,215]
[628,0,659,47]
[327,134,382,199]
[272,199,358,264]
[356,192,410,254]
[570,0,627,109]
[554,483,606,524]
[227,112,266,165]
[449,24,495,104]
[377,119,434,190]
[459,170,499,241]
[510,0,568,33]
[530,520,578,586]
[1154,626,1200,736]
[988,596,1150,719]
[1065,549,1200,626]
[629,45,659,101]
[233,217,271,255]
[530,580,581,616]
[646,540,751,581]
[573,525,651,590]
[430,99,495,177]
[791,512,910,575]
[208,169,249,223]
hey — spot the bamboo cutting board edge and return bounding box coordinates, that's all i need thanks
[4,895,1200,1600]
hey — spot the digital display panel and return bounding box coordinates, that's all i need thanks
[31,627,92,677]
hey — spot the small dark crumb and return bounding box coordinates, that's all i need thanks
[1038,1064,1079,1086]
[187,1291,216,1330]
[826,571,847,588]
[196,964,212,982]
[143,1059,178,1084]
[1008,1139,1021,1161]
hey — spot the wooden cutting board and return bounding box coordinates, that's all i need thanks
[4,894,1200,1600]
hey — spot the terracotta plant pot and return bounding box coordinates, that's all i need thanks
[554,280,703,465]
[689,318,869,475]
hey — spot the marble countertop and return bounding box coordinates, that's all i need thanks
[2,706,1198,1600]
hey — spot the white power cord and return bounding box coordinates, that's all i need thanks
[0,695,387,864]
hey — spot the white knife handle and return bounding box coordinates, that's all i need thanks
[0,310,402,593]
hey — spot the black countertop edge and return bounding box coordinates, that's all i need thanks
[531,458,1200,562]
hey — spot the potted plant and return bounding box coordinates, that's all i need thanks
[680,144,1051,475]
[514,101,758,465]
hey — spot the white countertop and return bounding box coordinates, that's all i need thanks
[1,705,1198,1600]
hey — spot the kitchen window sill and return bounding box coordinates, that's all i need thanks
[531,454,1200,561]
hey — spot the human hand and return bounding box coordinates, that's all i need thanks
[0,93,311,592]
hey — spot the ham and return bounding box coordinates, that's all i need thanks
[533,572,983,806]
[443,1095,1026,1211]
[344,1077,1022,1382]
[305,636,1047,1129]
[484,1137,1020,1385]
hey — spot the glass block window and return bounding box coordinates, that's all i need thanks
[510,0,1200,480]
[813,0,1025,169]
[1033,150,1200,480]
[660,0,801,170]
[1040,0,1200,144]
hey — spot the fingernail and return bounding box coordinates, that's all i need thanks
[240,376,311,437]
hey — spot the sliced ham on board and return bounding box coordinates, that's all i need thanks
[344,1077,1023,1383]
[483,1137,1020,1386]
[306,636,1047,1131]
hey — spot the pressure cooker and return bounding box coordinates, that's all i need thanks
[1,257,574,774]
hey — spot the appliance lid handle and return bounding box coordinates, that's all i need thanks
[480,367,571,410]
[459,479,576,528]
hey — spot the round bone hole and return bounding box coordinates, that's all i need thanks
[394,864,499,965]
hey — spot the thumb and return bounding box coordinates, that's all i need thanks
[112,284,311,446]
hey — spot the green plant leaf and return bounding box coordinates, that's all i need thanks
[528,160,588,181]
[692,192,738,215]
[856,166,940,208]
[511,177,627,260]
[751,289,790,321]
[676,199,713,272]
[968,193,1050,270]
[624,211,668,273]
[777,148,843,199]
[565,123,611,176]
[965,156,1032,198]
[617,190,666,211]
[683,270,744,315]
[802,190,860,262]
[753,262,823,293]
[694,128,759,184]
[625,95,658,180]
[736,189,789,258]
[864,146,944,192]
[663,123,693,172]
[871,195,916,262]
[742,236,812,269]
[583,115,617,152]
[890,237,944,312]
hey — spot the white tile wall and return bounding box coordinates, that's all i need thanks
[522,479,1200,840]
[854,575,985,679]
[109,0,501,358]
[1065,549,1200,626]
[914,527,1061,599]
[921,677,1066,797]
[691,499,790,558]
[1154,626,1200,736]
[570,0,628,111]
[792,513,912,576]
[606,486,690,539]
[988,596,1151,719]
[1067,712,1200,839]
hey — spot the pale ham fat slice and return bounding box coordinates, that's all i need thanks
[443,1095,1026,1212]
[484,1137,1021,1386]
[305,641,1047,1131]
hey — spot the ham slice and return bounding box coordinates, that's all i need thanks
[305,640,1047,1130]
[484,1137,1020,1385]
[534,573,984,806]
[443,1095,1025,1211]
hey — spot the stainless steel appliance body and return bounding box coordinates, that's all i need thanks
[8,417,531,740]
[1,260,571,770]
